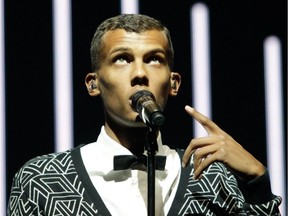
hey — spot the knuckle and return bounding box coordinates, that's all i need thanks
[218,147,227,158]
[201,116,209,126]
[219,140,226,147]
[218,134,225,140]
[191,138,198,145]
[193,150,200,158]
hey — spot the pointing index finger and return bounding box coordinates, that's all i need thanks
[184,105,221,134]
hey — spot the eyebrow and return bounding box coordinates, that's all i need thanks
[147,48,166,55]
[109,47,131,55]
[110,47,167,56]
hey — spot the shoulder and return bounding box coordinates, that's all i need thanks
[24,149,72,168]
[13,149,75,185]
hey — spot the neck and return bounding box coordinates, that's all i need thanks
[104,122,159,155]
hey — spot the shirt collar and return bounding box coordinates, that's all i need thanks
[81,126,166,175]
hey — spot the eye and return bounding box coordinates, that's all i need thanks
[146,56,163,65]
[113,55,131,65]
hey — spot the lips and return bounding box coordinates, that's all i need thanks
[129,89,149,106]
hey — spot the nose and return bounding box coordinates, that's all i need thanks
[130,61,149,86]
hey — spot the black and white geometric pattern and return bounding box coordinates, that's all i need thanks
[7,147,282,215]
[178,163,244,215]
[8,150,101,215]
[173,161,281,216]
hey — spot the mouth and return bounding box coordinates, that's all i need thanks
[129,89,148,111]
[128,98,133,107]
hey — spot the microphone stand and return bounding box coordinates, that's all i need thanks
[145,127,158,216]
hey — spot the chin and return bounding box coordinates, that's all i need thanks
[107,111,147,128]
[125,119,147,128]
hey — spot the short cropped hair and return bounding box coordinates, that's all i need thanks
[90,14,174,72]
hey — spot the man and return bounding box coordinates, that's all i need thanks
[8,14,281,215]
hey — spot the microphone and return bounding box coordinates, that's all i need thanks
[130,90,165,128]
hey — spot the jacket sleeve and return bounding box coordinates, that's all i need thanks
[237,170,282,215]
[205,163,282,215]
[179,161,282,216]
[7,169,40,216]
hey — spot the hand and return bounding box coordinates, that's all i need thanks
[182,105,265,180]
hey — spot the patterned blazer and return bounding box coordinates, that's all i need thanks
[7,146,281,215]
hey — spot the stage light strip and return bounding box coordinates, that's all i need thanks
[264,36,286,215]
[190,3,211,137]
[0,0,5,213]
[52,0,73,152]
[121,0,139,14]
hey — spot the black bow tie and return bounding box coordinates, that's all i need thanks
[113,154,166,171]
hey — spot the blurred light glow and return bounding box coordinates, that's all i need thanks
[0,0,5,213]
[264,36,286,215]
[190,3,211,137]
[121,0,139,14]
[52,0,73,152]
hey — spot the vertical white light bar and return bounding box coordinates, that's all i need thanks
[52,0,73,152]
[190,3,211,137]
[121,0,139,14]
[0,0,5,213]
[264,36,285,215]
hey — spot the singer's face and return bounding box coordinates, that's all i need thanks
[95,29,173,127]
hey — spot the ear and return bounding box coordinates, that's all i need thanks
[85,72,100,96]
[169,72,181,96]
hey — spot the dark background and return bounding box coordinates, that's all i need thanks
[5,0,287,207]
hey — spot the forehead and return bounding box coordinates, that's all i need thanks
[101,29,169,54]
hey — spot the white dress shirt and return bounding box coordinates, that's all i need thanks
[81,126,181,216]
